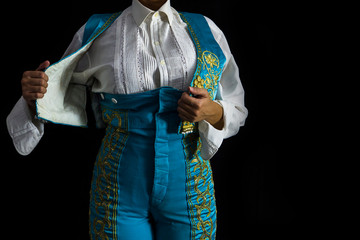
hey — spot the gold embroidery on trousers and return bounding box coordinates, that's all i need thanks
[90,109,128,240]
[183,133,216,240]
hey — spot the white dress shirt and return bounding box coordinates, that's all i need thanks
[7,0,248,158]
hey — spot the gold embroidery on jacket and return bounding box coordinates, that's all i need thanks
[193,51,221,100]
[178,13,223,134]
[86,12,122,45]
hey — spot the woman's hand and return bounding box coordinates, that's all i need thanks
[177,87,224,130]
[21,60,50,114]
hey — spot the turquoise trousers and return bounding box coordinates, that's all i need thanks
[89,87,216,240]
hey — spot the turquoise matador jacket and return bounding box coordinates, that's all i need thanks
[36,11,226,135]
[34,11,230,240]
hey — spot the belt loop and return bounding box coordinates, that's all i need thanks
[90,92,106,129]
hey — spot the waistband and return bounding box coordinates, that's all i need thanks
[97,87,184,131]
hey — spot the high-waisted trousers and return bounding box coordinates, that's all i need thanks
[89,87,216,240]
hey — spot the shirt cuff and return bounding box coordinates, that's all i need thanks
[198,100,227,160]
[6,97,44,156]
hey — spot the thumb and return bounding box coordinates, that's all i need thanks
[36,60,50,71]
[189,87,209,98]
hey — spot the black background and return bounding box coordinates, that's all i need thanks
[1,0,325,238]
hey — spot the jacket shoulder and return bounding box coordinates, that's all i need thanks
[82,12,122,46]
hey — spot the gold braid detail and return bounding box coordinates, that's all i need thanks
[90,109,128,240]
[183,133,216,240]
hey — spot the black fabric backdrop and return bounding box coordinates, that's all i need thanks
[1,0,323,238]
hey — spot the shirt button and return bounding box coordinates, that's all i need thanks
[111,98,118,104]
[160,60,166,66]
[154,41,160,46]
[154,12,159,18]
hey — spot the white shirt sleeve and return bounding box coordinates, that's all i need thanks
[199,17,248,160]
[7,26,85,156]
[6,97,44,156]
